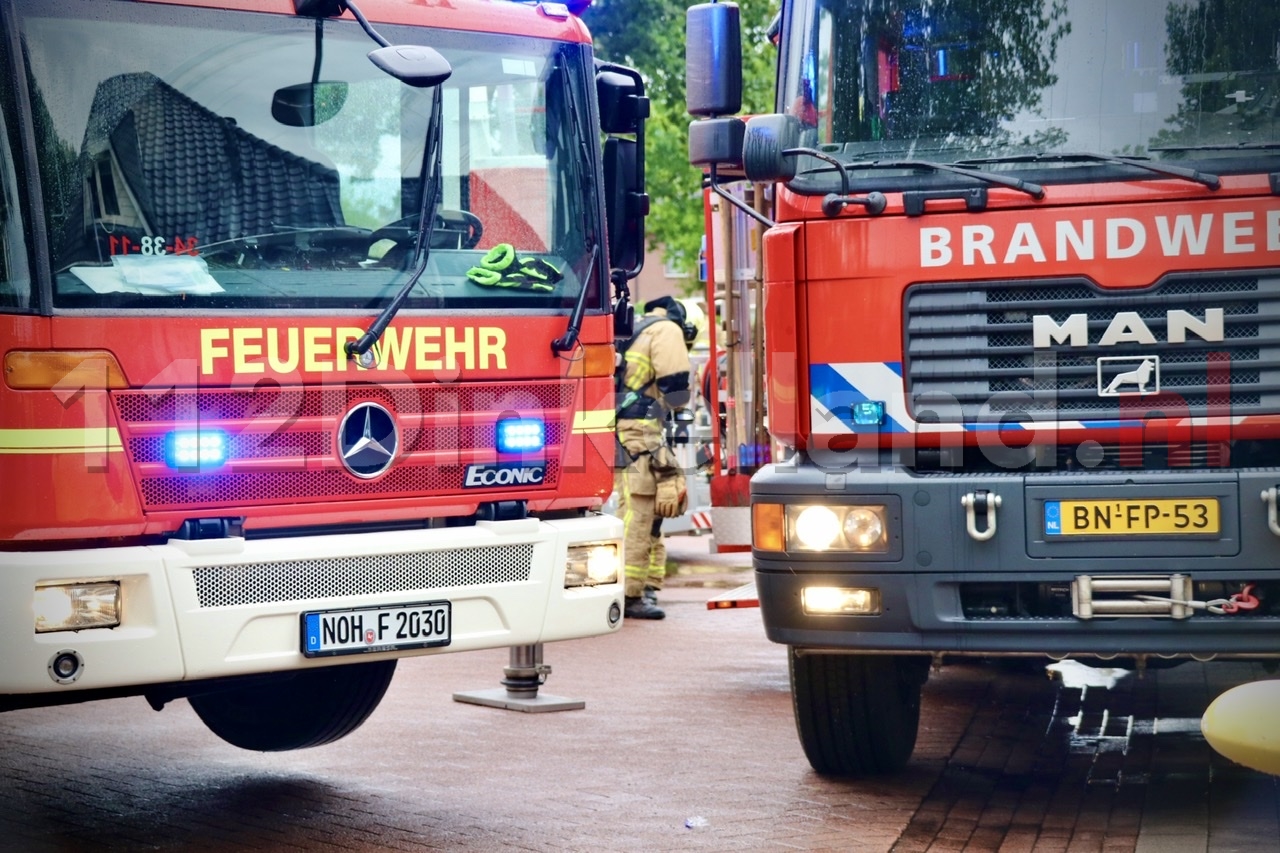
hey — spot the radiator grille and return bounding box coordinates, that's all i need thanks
[904,274,1280,422]
[192,543,534,607]
[113,382,573,511]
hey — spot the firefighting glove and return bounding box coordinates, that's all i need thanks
[466,243,563,292]
[654,471,688,519]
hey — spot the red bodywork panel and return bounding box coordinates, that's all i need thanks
[134,0,593,43]
[0,314,615,542]
[0,0,612,545]
[765,174,1280,452]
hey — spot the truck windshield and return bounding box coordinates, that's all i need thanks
[779,0,1280,185]
[10,0,598,312]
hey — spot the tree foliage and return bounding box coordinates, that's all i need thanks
[583,0,776,292]
[1153,0,1280,149]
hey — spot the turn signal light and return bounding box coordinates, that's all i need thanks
[5,350,128,390]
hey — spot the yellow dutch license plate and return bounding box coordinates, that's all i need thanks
[1044,498,1220,536]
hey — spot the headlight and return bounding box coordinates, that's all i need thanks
[752,503,891,553]
[793,506,841,550]
[565,542,620,588]
[34,582,121,632]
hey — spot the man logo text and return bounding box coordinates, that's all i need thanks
[1033,309,1224,349]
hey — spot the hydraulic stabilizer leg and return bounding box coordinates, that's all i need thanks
[452,643,585,712]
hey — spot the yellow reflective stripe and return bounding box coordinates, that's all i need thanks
[0,428,123,454]
[622,351,654,390]
[572,409,616,434]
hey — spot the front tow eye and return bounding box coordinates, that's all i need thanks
[1261,487,1280,537]
[961,490,1002,541]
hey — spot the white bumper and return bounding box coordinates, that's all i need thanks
[0,514,623,700]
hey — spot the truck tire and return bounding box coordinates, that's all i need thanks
[189,659,397,752]
[789,649,929,776]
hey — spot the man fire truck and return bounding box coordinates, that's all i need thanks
[688,0,1280,775]
[0,0,649,750]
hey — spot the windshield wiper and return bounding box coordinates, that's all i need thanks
[853,158,1045,199]
[550,63,600,355]
[345,86,444,367]
[1149,142,1280,153]
[955,152,1220,190]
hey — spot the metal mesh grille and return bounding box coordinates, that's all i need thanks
[192,543,534,608]
[140,460,561,508]
[113,381,572,510]
[115,383,572,423]
[904,274,1280,421]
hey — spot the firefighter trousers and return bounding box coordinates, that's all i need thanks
[614,471,667,598]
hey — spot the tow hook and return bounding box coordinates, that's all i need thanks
[961,490,1001,541]
[1261,487,1280,536]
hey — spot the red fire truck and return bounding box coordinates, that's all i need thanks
[688,0,1280,775]
[0,0,649,750]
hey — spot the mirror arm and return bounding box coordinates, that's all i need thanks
[709,164,774,229]
[780,147,886,217]
[338,0,391,47]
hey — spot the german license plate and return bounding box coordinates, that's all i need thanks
[302,601,451,658]
[1044,499,1219,536]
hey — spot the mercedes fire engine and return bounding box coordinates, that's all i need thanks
[688,0,1280,775]
[0,0,649,750]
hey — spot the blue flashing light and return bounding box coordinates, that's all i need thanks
[496,418,546,454]
[852,401,886,427]
[165,429,228,469]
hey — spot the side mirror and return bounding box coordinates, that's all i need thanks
[685,2,742,117]
[597,70,646,134]
[603,137,644,273]
[688,116,745,168]
[743,114,800,183]
[367,44,451,88]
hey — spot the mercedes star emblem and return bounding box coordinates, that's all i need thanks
[338,402,399,479]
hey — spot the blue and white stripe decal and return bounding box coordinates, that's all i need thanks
[809,362,913,434]
[808,362,1247,435]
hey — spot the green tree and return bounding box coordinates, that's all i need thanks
[583,0,776,290]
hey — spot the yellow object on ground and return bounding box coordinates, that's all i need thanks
[1201,679,1280,776]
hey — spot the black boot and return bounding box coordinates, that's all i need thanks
[643,586,659,605]
[624,596,665,620]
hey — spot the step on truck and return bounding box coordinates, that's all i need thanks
[686,0,1280,776]
[0,0,649,751]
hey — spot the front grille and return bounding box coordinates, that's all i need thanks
[114,382,573,511]
[904,273,1280,422]
[192,542,534,607]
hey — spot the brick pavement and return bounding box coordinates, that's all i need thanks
[0,532,1276,852]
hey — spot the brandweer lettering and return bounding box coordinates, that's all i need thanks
[919,209,1280,267]
[200,326,508,375]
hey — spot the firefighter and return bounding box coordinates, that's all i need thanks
[613,296,698,620]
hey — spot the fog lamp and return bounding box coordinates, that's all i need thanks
[34,582,121,633]
[802,586,881,615]
[565,542,620,587]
